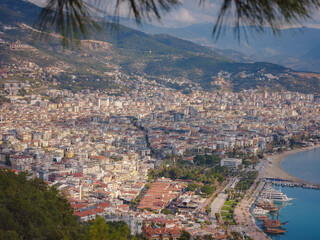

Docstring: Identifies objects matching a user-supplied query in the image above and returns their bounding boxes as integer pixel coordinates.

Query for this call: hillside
[0,0,320,94]
[0,0,40,24]
[0,169,142,240]
[134,22,320,73]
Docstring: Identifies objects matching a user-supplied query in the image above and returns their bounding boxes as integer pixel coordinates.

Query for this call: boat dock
[265,178,320,190]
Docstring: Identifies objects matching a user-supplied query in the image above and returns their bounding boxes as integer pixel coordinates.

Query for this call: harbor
[249,182,291,236]
[249,176,320,239]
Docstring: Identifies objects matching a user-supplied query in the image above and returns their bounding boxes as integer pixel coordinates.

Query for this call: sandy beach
[263,144,320,184]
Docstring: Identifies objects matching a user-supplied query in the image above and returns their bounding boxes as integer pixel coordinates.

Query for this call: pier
[265,178,320,190]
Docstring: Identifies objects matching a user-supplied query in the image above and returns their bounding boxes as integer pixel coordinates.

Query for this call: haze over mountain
[122,21,320,73]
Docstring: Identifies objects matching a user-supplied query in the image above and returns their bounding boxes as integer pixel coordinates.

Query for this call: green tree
[187,182,200,191]
[161,208,171,215]
[0,169,84,240]
[0,170,142,240]
[5,154,11,167]
[89,217,131,240]
[90,215,110,240]
[179,230,191,240]
[204,234,214,240]
[201,185,215,197]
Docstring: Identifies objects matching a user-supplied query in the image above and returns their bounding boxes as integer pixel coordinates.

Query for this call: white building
[220,158,242,169]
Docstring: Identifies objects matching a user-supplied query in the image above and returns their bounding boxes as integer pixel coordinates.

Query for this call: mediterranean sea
[280,147,320,184]
[260,148,320,239]
[263,187,320,240]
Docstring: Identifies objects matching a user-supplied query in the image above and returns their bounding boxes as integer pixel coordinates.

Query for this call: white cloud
[28,0,47,7]
[169,8,197,23]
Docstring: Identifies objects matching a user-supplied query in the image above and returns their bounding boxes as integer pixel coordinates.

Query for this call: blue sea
[257,187,320,240]
[280,147,320,184]
[256,148,320,240]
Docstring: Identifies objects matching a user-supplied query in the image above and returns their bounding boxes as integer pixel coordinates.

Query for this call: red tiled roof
[71,203,87,210]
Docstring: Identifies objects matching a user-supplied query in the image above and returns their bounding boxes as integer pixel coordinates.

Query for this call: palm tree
[37,0,320,45]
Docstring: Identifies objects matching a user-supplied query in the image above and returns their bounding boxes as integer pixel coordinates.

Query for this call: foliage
[157,160,227,184]
[194,154,221,166]
[147,169,157,182]
[201,185,215,197]
[235,171,258,192]
[229,231,253,240]
[213,0,320,39]
[90,216,110,240]
[160,208,171,215]
[89,216,131,240]
[0,169,144,240]
[205,205,211,214]
[5,154,11,167]
[0,169,85,240]
[186,182,201,192]
[203,234,214,240]
[178,230,191,240]
[221,198,240,225]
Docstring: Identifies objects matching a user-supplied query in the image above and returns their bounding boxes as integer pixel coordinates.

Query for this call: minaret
[79,180,82,202]
[136,160,139,172]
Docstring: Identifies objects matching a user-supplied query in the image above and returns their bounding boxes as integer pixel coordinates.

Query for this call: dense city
[1,62,320,239]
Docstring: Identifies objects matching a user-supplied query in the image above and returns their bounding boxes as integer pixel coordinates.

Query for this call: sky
[29,0,320,29]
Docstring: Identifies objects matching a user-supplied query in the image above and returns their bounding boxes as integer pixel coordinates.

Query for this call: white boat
[260,185,292,202]
[252,207,269,215]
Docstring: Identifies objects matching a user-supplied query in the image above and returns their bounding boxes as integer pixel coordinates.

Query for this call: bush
[161,208,171,215]
[0,170,84,240]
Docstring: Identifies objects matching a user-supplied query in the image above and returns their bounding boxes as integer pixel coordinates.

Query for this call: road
[209,180,235,224]
[207,161,272,239]
[210,192,228,224]
[231,159,272,240]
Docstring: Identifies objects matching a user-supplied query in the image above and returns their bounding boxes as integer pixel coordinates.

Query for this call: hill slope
[0,0,320,94]
[133,22,320,73]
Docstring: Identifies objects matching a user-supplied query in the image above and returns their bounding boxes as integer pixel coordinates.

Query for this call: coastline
[263,144,320,184]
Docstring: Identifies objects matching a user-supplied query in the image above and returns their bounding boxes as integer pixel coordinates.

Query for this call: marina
[253,146,320,239]
[260,184,293,202]
[254,185,320,240]
[251,183,291,236]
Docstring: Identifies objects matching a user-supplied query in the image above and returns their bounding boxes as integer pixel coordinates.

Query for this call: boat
[255,201,278,211]
[260,185,292,203]
[263,219,281,228]
[263,220,288,228]
[257,215,268,221]
[264,228,286,234]
[252,207,269,215]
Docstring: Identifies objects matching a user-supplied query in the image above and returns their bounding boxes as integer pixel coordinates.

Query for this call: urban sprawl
[0,59,319,240]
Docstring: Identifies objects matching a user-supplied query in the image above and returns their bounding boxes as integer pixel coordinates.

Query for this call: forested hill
[0,169,142,240]
[1,0,320,94]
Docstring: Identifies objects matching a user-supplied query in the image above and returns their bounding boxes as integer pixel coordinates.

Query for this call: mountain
[1,0,320,94]
[0,0,40,24]
[130,22,320,73]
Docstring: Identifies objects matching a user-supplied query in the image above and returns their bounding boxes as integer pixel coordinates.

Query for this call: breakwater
[265,178,320,190]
